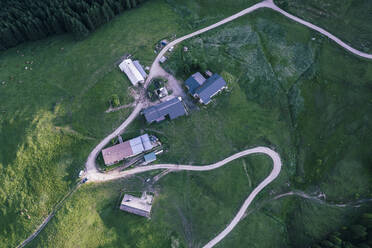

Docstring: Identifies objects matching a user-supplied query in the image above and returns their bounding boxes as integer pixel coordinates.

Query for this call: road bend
[85,147,282,248]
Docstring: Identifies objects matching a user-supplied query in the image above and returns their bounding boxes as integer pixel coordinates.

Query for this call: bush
[111,94,120,107]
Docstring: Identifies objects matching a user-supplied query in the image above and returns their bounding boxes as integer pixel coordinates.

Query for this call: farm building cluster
[101,134,159,166]
[101,134,160,218]
[111,52,229,218]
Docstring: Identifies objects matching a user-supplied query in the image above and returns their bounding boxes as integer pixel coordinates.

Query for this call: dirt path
[17,182,82,248]
[105,103,135,113]
[265,0,372,60]
[241,191,372,224]
[85,103,143,174]
[145,0,372,89]
[274,191,372,208]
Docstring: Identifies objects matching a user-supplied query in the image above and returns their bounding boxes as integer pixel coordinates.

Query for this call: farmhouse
[101,134,153,165]
[142,97,186,124]
[185,73,227,104]
[120,192,153,218]
[118,59,147,86]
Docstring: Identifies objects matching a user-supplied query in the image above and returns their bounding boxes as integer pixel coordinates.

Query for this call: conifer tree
[0,0,147,50]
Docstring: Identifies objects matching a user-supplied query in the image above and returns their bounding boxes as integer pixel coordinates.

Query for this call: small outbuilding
[144,152,156,164]
[156,87,168,98]
[159,56,167,63]
[120,192,153,218]
[160,39,168,46]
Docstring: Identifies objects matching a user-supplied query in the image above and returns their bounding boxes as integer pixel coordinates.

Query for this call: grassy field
[166,0,260,29]
[161,7,372,246]
[164,7,372,194]
[0,0,184,246]
[274,0,372,53]
[28,178,178,248]
[1,0,372,247]
[29,156,275,247]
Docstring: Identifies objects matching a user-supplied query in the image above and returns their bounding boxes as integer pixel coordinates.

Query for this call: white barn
[119,59,146,86]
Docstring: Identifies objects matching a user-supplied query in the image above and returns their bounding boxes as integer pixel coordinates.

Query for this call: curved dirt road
[145,0,372,88]
[85,103,143,173]
[86,147,282,248]
[145,0,270,87]
[266,1,372,60]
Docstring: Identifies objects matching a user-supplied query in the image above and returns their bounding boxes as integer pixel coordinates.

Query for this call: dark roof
[185,72,206,94]
[194,74,227,104]
[143,97,186,123]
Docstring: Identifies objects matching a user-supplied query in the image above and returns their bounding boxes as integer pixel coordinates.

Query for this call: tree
[81,13,95,31]
[183,64,191,75]
[0,0,148,50]
[361,213,372,228]
[349,225,368,240]
[320,240,334,248]
[343,242,354,248]
[311,245,322,248]
[329,234,343,246]
[111,94,120,107]
[71,18,89,38]
[199,62,207,72]
[125,0,132,9]
[358,244,370,248]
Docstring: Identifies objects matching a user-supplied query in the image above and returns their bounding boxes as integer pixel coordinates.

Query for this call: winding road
[19,0,372,247]
[86,147,282,248]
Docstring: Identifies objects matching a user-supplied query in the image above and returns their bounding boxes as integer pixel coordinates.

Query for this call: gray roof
[102,134,153,165]
[191,72,206,85]
[194,74,227,104]
[133,60,147,78]
[144,152,156,162]
[185,72,206,94]
[120,193,153,218]
[143,97,186,123]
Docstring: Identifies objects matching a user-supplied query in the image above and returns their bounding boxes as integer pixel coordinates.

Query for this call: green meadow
[274,0,372,53]
[0,0,182,246]
[0,0,371,247]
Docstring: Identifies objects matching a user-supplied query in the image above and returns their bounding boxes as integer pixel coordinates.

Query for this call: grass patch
[29,179,180,248]
[274,0,372,53]
[0,0,184,246]
[166,0,261,29]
